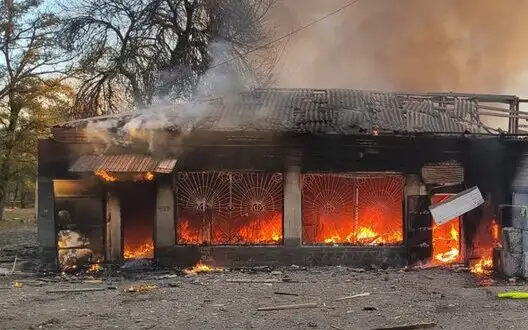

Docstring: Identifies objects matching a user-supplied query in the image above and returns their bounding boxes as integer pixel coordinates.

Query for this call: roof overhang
[69,154,177,173]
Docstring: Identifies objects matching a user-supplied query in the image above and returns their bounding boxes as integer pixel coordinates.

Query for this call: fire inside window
[176,172,284,245]
[301,174,404,246]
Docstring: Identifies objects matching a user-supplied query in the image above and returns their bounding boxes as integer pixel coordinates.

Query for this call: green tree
[0,0,73,220]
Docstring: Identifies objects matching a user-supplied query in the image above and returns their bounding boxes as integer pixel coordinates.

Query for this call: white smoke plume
[85,39,259,152]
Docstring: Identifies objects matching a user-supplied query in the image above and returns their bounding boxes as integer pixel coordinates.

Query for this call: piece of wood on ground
[330,325,343,330]
[335,292,371,301]
[10,255,17,273]
[227,279,281,283]
[274,291,299,296]
[46,286,117,293]
[257,303,318,311]
[371,322,436,330]
[15,280,45,286]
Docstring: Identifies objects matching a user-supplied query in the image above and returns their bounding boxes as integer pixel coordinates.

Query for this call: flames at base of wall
[178,213,283,245]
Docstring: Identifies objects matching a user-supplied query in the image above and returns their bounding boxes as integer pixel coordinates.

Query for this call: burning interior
[175,171,284,245]
[117,182,156,259]
[430,194,462,265]
[302,173,404,246]
[36,88,528,272]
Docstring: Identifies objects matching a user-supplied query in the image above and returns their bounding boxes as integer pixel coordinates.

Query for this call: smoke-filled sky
[270,0,528,96]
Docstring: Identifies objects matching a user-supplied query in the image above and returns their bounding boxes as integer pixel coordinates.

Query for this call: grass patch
[0,208,36,230]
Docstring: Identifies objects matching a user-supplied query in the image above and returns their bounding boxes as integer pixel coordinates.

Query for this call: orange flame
[471,257,493,276]
[133,171,155,182]
[177,213,283,245]
[87,263,103,273]
[185,262,224,274]
[430,195,461,265]
[470,219,500,276]
[123,242,154,259]
[95,170,118,182]
[314,212,403,246]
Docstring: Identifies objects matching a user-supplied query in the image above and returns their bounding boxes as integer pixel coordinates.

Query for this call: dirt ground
[1,210,528,330]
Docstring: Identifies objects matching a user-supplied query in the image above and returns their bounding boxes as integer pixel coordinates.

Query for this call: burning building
[36,88,528,271]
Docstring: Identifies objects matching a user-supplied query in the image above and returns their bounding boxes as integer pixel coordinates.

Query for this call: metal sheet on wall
[421,161,464,185]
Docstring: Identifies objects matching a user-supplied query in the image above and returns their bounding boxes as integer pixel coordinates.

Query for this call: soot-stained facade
[36,88,528,271]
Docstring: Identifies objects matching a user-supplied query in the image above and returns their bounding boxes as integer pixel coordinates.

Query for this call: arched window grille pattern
[176,171,283,245]
[302,173,404,246]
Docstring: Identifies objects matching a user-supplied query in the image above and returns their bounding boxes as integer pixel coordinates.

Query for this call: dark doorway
[116,182,156,259]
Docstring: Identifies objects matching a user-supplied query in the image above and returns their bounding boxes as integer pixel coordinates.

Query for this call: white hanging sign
[429,186,484,225]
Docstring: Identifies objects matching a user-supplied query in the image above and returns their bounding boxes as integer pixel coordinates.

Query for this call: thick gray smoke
[271,0,528,96]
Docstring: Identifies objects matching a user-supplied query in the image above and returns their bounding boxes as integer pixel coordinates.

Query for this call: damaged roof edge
[69,154,177,174]
[51,88,521,137]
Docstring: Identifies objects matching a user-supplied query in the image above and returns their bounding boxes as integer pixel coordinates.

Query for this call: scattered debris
[124,284,158,293]
[350,268,366,273]
[452,266,470,273]
[363,306,378,311]
[167,282,181,288]
[257,302,318,311]
[371,322,436,330]
[330,325,344,330]
[273,291,299,296]
[335,292,371,301]
[227,278,281,283]
[34,317,61,329]
[154,274,179,280]
[10,255,17,273]
[120,259,156,272]
[14,280,45,287]
[252,266,272,272]
[308,322,318,327]
[46,286,117,293]
[271,271,283,276]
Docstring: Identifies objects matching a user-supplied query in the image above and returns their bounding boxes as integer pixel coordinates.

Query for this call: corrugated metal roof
[69,155,177,173]
[53,88,489,140]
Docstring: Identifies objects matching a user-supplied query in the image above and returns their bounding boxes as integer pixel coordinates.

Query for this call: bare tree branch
[60,0,278,117]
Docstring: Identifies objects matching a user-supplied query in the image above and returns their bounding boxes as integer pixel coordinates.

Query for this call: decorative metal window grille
[302,173,404,245]
[176,171,284,245]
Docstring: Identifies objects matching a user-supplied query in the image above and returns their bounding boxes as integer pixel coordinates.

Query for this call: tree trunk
[0,96,21,221]
[12,182,18,207]
[20,186,26,209]
[0,185,8,221]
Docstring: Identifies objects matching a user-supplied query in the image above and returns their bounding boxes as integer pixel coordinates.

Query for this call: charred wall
[36,132,524,268]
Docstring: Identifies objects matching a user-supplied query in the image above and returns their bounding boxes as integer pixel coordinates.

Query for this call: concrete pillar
[106,193,121,261]
[283,166,302,246]
[155,184,175,249]
[404,174,426,197]
[36,178,57,270]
